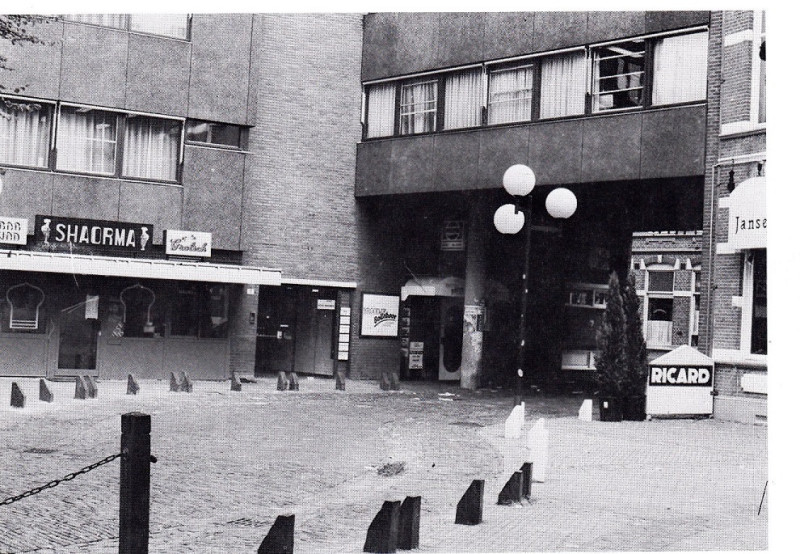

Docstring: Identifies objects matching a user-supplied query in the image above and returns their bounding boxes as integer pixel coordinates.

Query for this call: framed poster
[360,293,400,337]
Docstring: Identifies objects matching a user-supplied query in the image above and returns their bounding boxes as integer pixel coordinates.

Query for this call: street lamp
[493,164,577,405]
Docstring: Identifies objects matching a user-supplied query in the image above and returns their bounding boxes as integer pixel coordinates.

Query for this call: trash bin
[599,397,622,421]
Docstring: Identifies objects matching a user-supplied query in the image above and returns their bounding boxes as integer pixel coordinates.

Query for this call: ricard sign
[35,215,153,254]
[165,229,212,258]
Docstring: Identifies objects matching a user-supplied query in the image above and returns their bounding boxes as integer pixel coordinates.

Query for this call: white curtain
[66,14,128,29]
[444,69,482,130]
[488,65,533,125]
[0,103,50,167]
[540,52,586,119]
[400,81,437,134]
[130,14,189,39]
[366,83,396,138]
[652,32,708,105]
[57,109,117,175]
[123,117,180,181]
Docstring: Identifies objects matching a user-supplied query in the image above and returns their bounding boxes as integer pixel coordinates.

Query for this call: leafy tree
[622,272,648,420]
[594,271,627,402]
[1,15,58,94]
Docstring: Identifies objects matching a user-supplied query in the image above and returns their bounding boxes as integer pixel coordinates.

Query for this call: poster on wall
[360,293,400,337]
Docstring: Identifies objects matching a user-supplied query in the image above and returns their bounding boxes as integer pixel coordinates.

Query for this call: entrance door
[293,288,335,375]
[57,304,98,372]
[439,297,463,381]
[255,286,297,375]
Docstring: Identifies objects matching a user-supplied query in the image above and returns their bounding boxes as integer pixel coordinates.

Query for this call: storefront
[0,215,280,380]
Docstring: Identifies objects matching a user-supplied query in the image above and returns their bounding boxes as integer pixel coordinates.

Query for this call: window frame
[486,61,537,126]
[0,96,56,171]
[3,282,46,334]
[397,78,441,136]
[63,14,192,41]
[185,119,247,150]
[590,38,648,114]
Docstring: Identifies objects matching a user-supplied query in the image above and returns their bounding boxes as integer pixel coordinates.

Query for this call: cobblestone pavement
[0,377,767,553]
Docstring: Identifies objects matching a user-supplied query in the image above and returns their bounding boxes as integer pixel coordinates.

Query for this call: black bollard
[84,375,98,398]
[169,372,181,392]
[455,480,484,525]
[277,371,289,391]
[180,371,193,393]
[231,372,242,392]
[127,374,140,395]
[11,382,25,408]
[288,372,300,391]
[364,500,401,553]
[389,371,400,391]
[335,371,346,391]
[39,379,54,403]
[398,496,421,550]
[497,471,523,505]
[380,372,391,391]
[519,462,532,499]
[119,412,152,554]
[75,376,88,400]
[258,514,294,554]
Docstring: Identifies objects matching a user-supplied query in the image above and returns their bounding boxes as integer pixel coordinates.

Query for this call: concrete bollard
[398,496,421,550]
[504,405,524,438]
[455,480,484,525]
[389,371,400,390]
[519,462,532,499]
[75,376,88,400]
[335,371,346,391]
[39,379,54,403]
[231,372,242,392]
[527,418,549,483]
[169,372,181,392]
[380,372,392,391]
[277,371,289,391]
[364,500,401,553]
[288,372,300,391]
[179,371,192,393]
[84,375,98,398]
[579,399,593,422]
[497,471,523,505]
[127,374,140,395]
[258,514,294,554]
[11,382,25,408]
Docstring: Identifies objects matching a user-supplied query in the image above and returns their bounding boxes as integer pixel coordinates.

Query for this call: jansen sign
[165,229,212,257]
[0,216,28,245]
[35,215,153,254]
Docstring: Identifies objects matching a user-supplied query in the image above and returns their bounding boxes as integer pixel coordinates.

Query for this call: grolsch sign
[35,215,153,254]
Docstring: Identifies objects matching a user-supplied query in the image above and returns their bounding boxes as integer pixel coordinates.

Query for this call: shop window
[64,14,190,40]
[750,249,767,354]
[591,39,645,112]
[120,284,163,338]
[652,31,708,105]
[540,51,586,119]
[443,69,483,130]
[186,119,246,149]
[0,99,52,168]
[399,79,438,135]
[3,283,46,334]
[488,64,534,124]
[171,283,230,339]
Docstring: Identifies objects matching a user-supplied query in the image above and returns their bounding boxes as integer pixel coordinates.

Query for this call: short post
[364,500,401,553]
[455,479,484,525]
[11,382,25,408]
[398,496,421,550]
[258,514,294,554]
[497,471,523,505]
[40,379,54,402]
[119,412,152,554]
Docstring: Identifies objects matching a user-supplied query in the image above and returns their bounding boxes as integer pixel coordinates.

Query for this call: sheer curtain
[444,69,482,130]
[123,117,180,181]
[366,83,396,138]
[56,108,117,174]
[540,52,586,119]
[65,14,127,29]
[652,32,708,105]
[488,65,533,125]
[400,81,437,134]
[0,103,50,167]
[130,14,189,39]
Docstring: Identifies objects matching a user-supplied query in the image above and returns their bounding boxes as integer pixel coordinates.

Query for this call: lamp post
[493,164,577,406]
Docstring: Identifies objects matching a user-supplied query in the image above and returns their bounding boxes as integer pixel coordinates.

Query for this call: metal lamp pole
[514,193,534,406]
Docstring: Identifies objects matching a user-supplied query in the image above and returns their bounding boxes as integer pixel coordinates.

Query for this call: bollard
[169,371,181,392]
[39,379,54,403]
[527,418,549,483]
[11,382,25,408]
[380,372,391,391]
[578,399,592,422]
[497,471,523,505]
[231,372,242,392]
[127,374,140,395]
[335,371,346,391]
[398,496,421,550]
[288,372,300,391]
[180,371,193,393]
[364,500,401,553]
[258,514,294,554]
[75,376,88,400]
[119,412,152,554]
[455,480,484,525]
[84,375,98,398]
[389,371,400,390]
[504,404,524,438]
[519,462,532,499]
[277,371,289,391]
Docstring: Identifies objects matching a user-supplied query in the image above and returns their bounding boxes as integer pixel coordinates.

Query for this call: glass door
[58,302,99,370]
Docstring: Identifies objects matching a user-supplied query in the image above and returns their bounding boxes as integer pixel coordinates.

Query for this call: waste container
[598,397,622,421]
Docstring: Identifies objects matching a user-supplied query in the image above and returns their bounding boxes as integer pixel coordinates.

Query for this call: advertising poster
[360,293,399,337]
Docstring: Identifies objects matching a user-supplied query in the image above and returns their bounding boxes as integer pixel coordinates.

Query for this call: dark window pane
[751,249,767,354]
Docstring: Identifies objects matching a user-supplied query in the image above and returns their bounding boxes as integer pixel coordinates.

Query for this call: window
[186,119,244,149]
[756,11,766,123]
[0,99,52,168]
[645,267,675,346]
[3,283,46,334]
[366,83,396,138]
[64,14,189,39]
[750,249,767,354]
[171,283,230,339]
[591,39,645,112]
[444,69,483,130]
[647,270,674,292]
[120,284,163,338]
[488,64,534,124]
[399,80,437,135]
[57,106,181,181]
[652,31,708,105]
[540,52,586,119]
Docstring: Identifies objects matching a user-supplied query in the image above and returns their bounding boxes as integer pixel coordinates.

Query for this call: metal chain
[0,453,123,507]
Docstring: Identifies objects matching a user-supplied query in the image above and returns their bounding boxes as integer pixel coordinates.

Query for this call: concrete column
[460,202,489,390]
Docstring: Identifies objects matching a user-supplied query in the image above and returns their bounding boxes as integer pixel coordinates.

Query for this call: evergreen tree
[594,272,627,402]
[623,272,648,420]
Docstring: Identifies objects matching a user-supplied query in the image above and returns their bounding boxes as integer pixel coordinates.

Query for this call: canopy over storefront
[724,176,766,250]
[0,249,281,285]
[400,276,465,301]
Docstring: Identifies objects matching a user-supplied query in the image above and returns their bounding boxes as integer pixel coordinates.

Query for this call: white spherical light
[502,164,536,197]
[494,203,525,234]
[545,188,577,219]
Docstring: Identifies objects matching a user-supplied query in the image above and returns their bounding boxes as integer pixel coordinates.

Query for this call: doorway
[57,301,98,372]
[438,297,463,381]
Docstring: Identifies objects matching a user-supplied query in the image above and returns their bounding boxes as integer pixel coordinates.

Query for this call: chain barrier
[0,453,123,508]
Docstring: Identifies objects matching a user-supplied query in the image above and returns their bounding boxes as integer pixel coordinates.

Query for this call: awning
[401,276,465,301]
[0,249,281,286]
[725,176,766,250]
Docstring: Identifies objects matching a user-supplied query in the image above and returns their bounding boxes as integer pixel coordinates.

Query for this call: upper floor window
[756,11,766,124]
[399,79,438,135]
[0,99,52,168]
[488,64,534,125]
[591,39,645,112]
[540,52,586,119]
[652,31,708,106]
[444,69,482,130]
[186,119,246,149]
[366,83,396,138]
[64,14,189,40]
